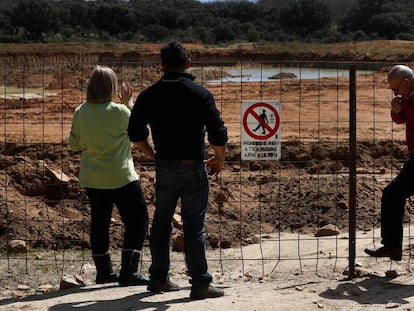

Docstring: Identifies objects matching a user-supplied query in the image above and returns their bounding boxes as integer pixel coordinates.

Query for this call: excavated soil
[1,41,414,253]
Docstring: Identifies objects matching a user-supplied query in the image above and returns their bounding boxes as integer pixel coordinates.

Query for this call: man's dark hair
[160,41,188,70]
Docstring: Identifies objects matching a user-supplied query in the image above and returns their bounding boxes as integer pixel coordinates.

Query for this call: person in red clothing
[365,64,414,261]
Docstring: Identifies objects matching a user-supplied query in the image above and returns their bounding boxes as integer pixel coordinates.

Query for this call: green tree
[213,21,236,43]
[279,0,332,36]
[141,24,169,42]
[61,0,94,30]
[247,26,260,42]
[338,0,386,33]
[10,0,60,41]
[368,13,410,39]
[0,10,12,35]
[93,3,135,35]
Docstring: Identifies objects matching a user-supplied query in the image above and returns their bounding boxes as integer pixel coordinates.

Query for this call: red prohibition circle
[243,102,280,140]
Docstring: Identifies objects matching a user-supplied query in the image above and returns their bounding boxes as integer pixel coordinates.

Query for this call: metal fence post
[348,64,357,279]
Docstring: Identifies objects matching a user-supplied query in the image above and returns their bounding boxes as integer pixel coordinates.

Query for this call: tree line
[1,0,414,44]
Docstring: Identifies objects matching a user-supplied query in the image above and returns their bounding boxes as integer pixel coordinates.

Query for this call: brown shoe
[190,285,224,300]
[364,246,402,261]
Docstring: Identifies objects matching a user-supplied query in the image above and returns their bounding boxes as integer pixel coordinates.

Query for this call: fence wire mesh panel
[0,59,409,294]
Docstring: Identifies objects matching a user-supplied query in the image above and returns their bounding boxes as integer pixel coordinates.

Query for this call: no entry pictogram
[241,100,281,160]
[243,102,280,140]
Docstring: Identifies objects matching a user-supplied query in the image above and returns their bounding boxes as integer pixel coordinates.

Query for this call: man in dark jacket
[128,41,227,299]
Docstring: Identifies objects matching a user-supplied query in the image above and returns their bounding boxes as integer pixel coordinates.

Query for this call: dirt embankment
[2,40,414,67]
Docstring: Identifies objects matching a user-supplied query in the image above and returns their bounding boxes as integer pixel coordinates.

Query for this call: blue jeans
[86,181,149,254]
[149,160,213,289]
[381,155,414,248]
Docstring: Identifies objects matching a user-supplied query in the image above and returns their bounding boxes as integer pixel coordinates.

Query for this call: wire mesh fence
[1,58,411,293]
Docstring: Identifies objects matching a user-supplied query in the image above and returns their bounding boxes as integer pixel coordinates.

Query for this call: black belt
[156,159,203,167]
[180,159,196,166]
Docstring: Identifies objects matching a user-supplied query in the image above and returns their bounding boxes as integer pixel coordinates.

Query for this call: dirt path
[2,229,414,311]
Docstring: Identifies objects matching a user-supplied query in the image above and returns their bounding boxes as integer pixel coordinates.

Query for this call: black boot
[118,249,149,286]
[93,252,119,284]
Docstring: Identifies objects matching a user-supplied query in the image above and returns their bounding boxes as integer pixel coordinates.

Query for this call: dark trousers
[86,181,149,254]
[149,160,213,289]
[381,156,414,248]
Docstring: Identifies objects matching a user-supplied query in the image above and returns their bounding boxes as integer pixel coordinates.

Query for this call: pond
[0,86,58,99]
[207,66,372,83]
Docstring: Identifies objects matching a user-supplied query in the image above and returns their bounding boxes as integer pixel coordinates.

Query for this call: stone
[314,224,339,237]
[7,240,28,253]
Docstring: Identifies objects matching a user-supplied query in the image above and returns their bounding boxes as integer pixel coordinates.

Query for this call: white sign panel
[241,100,281,160]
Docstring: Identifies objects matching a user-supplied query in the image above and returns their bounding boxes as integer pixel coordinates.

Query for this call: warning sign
[241,100,281,160]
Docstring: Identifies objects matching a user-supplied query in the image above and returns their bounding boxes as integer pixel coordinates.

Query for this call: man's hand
[204,156,224,176]
[391,96,403,114]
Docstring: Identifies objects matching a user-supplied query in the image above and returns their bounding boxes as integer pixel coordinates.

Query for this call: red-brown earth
[1,41,414,253]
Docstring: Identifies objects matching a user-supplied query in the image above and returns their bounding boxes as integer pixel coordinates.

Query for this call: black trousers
[86,181,149,254]
[381,155,414,248]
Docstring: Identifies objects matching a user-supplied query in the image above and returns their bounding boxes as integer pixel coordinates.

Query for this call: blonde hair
[87,65,118,103]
